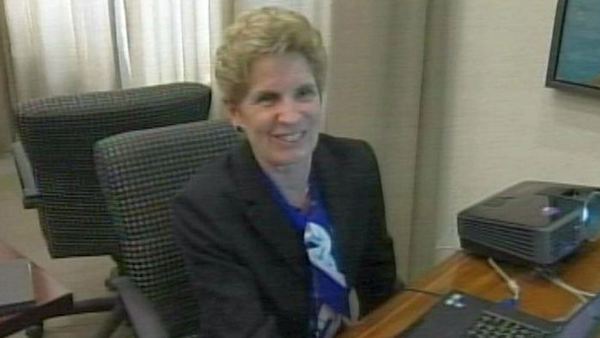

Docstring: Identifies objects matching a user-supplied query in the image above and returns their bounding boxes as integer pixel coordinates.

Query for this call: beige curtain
[115,0,212,88]
[0,57,10,153]
[116,0,235,117]
[234,0,325,24]
[5,0,118,102]
[325,0,431,280]
[3,0,229,116]
[0,1,15,153]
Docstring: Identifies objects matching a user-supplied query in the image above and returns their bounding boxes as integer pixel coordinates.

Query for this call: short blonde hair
[215,7,326,103]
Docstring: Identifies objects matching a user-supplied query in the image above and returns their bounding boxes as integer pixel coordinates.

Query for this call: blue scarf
[262,173,349,337]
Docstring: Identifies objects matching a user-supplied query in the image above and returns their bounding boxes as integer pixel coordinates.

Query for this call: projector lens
[583,191,600,239]
[582,207,589,223]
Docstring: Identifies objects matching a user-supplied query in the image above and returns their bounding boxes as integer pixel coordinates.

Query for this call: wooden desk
[0,241,73,337]
[340,240,600,338]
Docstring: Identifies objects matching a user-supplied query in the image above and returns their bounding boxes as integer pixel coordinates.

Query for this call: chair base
[27,297,118,338]
[25,323,43,338]
[62,297,116,315]
[92,302,126,338]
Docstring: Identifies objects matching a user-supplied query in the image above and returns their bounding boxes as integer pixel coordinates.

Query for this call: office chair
[94,120,240,337]
[11,82,212,336]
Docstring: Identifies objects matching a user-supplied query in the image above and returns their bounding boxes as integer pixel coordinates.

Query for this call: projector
[458,181,600,266]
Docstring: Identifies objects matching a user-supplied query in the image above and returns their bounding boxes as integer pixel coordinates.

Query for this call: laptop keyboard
[462,310,554,338]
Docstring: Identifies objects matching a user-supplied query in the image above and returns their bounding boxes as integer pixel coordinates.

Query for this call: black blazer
[172,134,397,338]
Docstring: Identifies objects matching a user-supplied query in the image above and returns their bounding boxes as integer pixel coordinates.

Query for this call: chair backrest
[94,120,240,337]
[16,82,211,258]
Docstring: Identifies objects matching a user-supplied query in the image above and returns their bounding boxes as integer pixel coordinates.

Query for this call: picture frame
[546,0,600,95]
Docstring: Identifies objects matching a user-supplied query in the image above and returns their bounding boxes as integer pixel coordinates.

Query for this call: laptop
[401,291,600,338]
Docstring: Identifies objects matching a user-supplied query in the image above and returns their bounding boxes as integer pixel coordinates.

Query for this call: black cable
[403,288,443,297]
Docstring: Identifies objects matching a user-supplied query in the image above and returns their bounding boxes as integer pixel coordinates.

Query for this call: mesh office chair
[11,83,212,335]
[13,82,211,259]
[94,120,240,337]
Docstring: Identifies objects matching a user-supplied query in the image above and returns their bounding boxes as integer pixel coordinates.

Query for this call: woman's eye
[297,87,316,100]
[255,94,276,105]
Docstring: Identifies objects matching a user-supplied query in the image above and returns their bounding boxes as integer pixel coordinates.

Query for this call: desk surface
[0,241,73,337]
[340,240,600,338]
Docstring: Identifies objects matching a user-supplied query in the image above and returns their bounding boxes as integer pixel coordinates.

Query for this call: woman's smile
[272,131,306,144]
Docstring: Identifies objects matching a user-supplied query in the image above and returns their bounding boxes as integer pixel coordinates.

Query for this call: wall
[417,0,600,273]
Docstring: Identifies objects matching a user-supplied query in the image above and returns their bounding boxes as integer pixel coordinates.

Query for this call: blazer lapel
[312,140,363,287]
[229,141,307,279]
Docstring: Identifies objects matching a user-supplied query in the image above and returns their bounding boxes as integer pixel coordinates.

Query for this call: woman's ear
[225,101,243,132]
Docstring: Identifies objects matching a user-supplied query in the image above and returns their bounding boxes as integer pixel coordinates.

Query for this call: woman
[172,7,397,338]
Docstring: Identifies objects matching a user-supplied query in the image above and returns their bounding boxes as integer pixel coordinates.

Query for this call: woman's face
[229,52,323,170]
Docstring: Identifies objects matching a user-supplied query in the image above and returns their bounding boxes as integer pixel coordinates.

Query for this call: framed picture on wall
[546,0,600,95]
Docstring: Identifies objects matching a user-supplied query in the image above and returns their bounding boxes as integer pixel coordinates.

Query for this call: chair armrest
[11,142,41,208]
[111,277,169,338]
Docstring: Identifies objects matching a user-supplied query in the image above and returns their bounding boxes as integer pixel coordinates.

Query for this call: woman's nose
[276,98,302,124]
